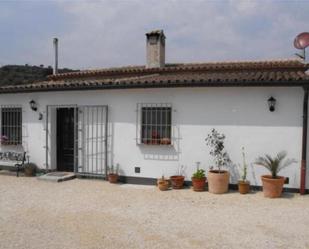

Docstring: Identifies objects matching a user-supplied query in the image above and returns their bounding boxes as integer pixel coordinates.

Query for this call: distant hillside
[0,65,78,86]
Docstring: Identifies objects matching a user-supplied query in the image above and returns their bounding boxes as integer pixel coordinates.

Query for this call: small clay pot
[170,175,185,189]
[207,170,230,194]
[108,173,118,183]
[191,177,206,191]
[157,179,169,191]
[24,163,37,177]
[261,175,285,198]
[160,138,171,145]
[238,180,250,194]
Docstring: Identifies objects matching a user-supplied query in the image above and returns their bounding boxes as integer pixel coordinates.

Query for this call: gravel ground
[1,173,309,249]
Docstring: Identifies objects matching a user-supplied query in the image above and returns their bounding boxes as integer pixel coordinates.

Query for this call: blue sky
[0,0,309,69]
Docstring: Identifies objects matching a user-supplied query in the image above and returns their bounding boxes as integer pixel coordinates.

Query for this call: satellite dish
[294,32,309,60]
[294,32,309,49]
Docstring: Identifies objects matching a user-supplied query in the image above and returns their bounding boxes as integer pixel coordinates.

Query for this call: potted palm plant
[170,165,185,189]
[255,151,296,198]
[238,147,250,194]
[157,175,169,191]
[107,164,119,184]
[205,129,231,194]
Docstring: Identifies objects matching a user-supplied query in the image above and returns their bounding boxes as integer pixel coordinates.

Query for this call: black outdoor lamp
[29,100,37,111]
[268,96,276,112]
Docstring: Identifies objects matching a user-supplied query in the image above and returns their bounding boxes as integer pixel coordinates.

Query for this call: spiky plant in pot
[238,147,250,194]
[255,151,296,198]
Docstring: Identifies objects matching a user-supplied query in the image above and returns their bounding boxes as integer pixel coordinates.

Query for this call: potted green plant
[205,129,231,194]
[170,165,185,189]
[191,162,206,191]
[238,147,250,194]
[255,151,296,198]
[107,164,119,183]
[157,175,169,191]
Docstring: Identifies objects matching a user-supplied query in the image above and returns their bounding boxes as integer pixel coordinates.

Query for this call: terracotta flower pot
[160,138,171,145]
[108,173,118,184]
[207,170,230,194]
[170,175,185,189]
[191,177,206,191]
[261,175,285,198]
[238,180,250,194]
[157,179,169,191]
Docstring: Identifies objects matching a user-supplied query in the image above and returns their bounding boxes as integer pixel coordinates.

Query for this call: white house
[0,30,308,193]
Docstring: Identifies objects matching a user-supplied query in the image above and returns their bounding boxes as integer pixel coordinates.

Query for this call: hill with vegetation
[0,65,78,86]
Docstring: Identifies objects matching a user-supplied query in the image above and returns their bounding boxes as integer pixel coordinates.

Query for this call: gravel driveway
[0,173,309,249]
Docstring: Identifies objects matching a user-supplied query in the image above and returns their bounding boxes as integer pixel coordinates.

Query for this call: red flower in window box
[160,137,171,145]
[0,135,9,145]
[151,131,160,145]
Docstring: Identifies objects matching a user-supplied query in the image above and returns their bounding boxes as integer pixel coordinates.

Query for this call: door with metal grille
[45,105,108,177]
[76,106,108,177]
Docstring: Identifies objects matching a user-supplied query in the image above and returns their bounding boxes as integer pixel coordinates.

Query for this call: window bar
[145,104,147,144]
[104,106,108,178]
[45,106,49,171]
[96,107,99,174]
[155,104,158,144]
[151,104,153,144]
[73,107,77,173]
[101,106,104,174]
[91,107,94,173]
[7,108,9,144]
[86,106,89,174]
[14,108,16,144]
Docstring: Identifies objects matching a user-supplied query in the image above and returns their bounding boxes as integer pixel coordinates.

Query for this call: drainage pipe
[300,87,308,195]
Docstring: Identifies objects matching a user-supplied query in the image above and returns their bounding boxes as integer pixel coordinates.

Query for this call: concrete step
[37,172,76,182]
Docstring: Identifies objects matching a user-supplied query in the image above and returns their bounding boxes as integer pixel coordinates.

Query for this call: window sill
[139,138,172,146]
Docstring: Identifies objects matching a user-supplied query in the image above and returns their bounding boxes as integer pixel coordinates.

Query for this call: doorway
[57,108,75,172]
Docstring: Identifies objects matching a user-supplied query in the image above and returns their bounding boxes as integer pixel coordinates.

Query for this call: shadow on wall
[139,145,179,161]
[138,126,181,161]
[229,163,240,183]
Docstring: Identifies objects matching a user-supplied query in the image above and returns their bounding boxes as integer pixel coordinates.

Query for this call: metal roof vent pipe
[146,30,165,68]
[53,38,58,75]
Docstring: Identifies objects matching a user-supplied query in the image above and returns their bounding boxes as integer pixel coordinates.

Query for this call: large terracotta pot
[170,175,185,189]
[238,180,250,194]
[261,175,285,198]
[191,177,206,191]
[157,179,169,191]
[207,170,230,194]
[108,174,118,183]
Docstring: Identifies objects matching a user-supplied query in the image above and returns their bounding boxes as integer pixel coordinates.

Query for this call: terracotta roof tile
[0,59,308,93]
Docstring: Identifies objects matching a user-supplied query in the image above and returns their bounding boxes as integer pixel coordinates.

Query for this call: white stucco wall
[0,86,307,190]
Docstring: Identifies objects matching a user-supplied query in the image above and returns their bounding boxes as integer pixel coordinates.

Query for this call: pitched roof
[0,59,308,93]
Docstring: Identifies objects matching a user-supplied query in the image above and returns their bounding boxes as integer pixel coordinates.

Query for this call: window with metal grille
[137,103,172,145]
[1,107,22,145]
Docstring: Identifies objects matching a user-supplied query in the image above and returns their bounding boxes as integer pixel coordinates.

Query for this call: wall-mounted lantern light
[29,100,37,111]
[268,96,276,112]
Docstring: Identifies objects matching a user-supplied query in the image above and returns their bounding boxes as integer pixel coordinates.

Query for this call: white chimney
[53,38,58,75]
[146,30,165,68]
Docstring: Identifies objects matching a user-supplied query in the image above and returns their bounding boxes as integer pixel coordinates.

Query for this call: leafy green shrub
[192,169,205,179]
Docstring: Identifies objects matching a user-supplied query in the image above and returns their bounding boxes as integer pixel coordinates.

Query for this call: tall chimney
[53,38,58,75]
[146,30,165,68]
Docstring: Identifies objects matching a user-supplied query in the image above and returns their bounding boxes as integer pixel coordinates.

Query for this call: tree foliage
[0,65,78,86]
